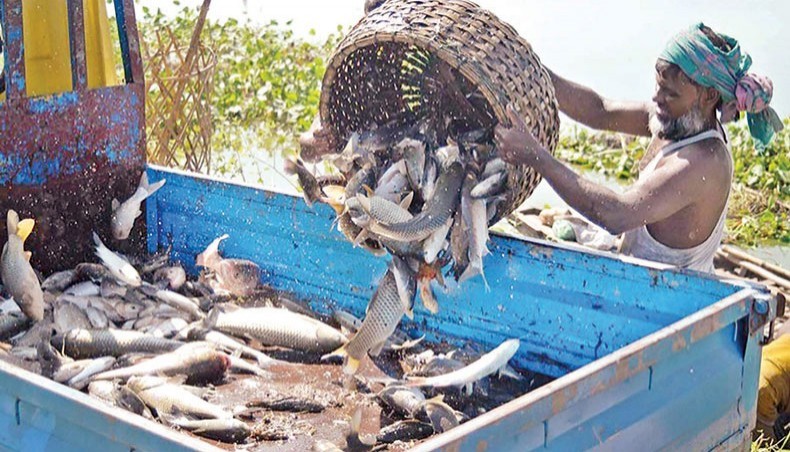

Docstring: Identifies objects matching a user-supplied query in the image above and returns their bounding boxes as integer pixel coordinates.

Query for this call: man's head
[651,23,781,146]
[649,25,728,140]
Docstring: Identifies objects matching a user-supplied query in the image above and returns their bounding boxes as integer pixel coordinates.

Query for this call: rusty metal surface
[0,0,146,273]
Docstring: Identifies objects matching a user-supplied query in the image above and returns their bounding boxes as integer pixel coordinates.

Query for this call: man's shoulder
[674,136,732,181]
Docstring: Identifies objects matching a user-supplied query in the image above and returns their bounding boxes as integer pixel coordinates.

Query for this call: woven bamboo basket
[319,0,560,221]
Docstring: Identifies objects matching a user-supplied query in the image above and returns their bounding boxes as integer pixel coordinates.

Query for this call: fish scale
[52,328,182,359]
[211,307,346,353]
[333,268,408,374]
[368,162,464,242]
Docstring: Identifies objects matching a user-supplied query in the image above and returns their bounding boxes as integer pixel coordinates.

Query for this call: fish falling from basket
[295,0,559,298]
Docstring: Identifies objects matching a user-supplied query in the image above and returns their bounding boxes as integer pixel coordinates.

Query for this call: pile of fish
[288,110,512,375]
[0,202,530,448]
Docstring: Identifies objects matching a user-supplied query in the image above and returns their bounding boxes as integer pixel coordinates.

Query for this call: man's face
[649,61,707,140]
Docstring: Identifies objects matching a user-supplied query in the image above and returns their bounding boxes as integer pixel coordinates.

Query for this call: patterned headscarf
[660,23,783,149]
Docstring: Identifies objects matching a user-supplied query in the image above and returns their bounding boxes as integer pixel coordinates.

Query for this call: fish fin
[16,218,35,242]
[282,158,298,175]
[92,231,105,250]
[343,355,361,375]
[145,178,166,197]
[463,383,474,396]
[361,184,375,197]
[426,394,445,404]
[321,343,348,362]
[356,194,372,215]
[111,198,120,211]
[350,406,362,434]
[6,210,19,236]
[399,191,414,210]
[434,267,446,288]
[404,306,414,320]
[369,340,386,357]
[204,307,220,329]
[24,251,31,261]
[352,230,368,248]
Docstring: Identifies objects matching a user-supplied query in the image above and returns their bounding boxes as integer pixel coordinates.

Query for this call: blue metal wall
[146,167,745,376]
[145,167,773,451]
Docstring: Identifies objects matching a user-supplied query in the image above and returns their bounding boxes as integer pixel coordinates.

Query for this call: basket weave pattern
[320,0,560,218]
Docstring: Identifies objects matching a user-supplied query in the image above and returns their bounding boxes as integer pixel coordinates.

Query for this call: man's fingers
[506,104,530,132]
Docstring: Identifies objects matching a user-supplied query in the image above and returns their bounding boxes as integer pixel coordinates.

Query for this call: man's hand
[299,125,338,162]
[494,105,544,167]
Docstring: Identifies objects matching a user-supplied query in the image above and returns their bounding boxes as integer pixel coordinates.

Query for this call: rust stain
[672,333,688,351]
[552,382,578,415]
[475,440,488,452]
[444,441,462,452]
[690,311,723,342]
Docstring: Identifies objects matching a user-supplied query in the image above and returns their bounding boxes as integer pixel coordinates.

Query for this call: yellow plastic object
[18,0,118,97]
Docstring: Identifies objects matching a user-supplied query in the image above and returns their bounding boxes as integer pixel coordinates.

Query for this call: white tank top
[620,129,731,273]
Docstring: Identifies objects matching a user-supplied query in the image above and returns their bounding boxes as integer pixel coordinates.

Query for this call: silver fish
[212,258,261,297]
[165,417,251,443]
[406,339,520,395]
[470,171,507,199]
[449,203,470,280]
[376,420,434,444]
[84,307,109,329]
[51,328,183,359]
[390,256,417,318]
[377,384,426,418]
[92,343,230,385]
[418,397,460,433]
[67,356,116,390]
[421,156,438,201]
[127,376,233,419]
[53,302,92,333]
[41,269,78,293]
[195,234,228,269]
[367,162,463,242]
[459,173,490,287]
[153,265,187,291]
[284,158,324,208]
[396,138,426,192]
[140,283,204,320]
[481,157,506,178]
[92,233,141,287]
[99,278,127,299]
[1,211,44,321]
[0,313,31,341]
[324,267,407,374]
[111,172,166,240]
[187,327,275,367]
[207,307,347,354]
[64,281,100,297]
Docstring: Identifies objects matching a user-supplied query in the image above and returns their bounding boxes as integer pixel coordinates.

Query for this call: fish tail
[16,218,35,242]
[282,158,298,175]
[343,355,361,375]
[92,231,105,251]
[204,307,220,329]
[320,343,347,362]
[145,178,166,198]
[403,376,426,387]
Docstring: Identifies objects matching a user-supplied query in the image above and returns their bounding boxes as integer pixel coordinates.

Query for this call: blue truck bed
[0,165,775,451]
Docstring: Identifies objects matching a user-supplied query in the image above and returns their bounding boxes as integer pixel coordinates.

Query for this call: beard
[649,102,707,141]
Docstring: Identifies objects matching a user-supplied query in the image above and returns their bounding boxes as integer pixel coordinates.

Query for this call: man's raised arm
[548,69,652,137]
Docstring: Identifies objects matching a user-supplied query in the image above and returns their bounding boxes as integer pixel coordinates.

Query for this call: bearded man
[496,22,782,272]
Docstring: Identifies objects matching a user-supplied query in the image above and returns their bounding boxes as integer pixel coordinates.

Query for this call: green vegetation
[134,4,788,246]
[136,4,340,174]
[556,120,789,246]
